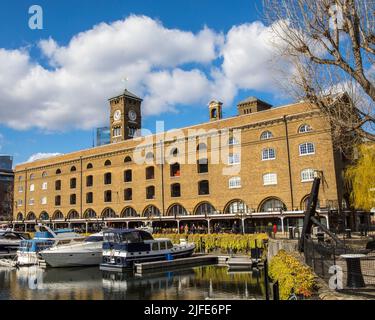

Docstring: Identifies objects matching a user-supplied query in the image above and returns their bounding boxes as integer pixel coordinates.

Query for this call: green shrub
[268,250,316,300]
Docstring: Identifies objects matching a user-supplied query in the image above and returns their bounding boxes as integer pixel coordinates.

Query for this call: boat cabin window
[152,242,159,251]
[120,232,142,243]
[160,241,166,250]
[166,241,173,249]
[85,236,103,242]
[138,230,154,241]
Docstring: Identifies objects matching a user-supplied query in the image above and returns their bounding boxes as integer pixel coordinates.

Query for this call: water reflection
[0,265,265,300]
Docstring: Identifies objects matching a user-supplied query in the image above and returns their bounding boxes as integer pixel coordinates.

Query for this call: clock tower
[108,89,142,143]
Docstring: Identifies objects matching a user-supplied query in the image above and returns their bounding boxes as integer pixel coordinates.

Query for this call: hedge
[153,233,268,254]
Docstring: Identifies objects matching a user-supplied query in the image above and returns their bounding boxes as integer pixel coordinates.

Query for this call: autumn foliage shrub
[269,250,316,300]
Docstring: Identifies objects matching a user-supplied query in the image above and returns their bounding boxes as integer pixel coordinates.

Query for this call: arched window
[124,156,132,163]
[83,209,96,219]
[299,142,315,155]
[143,205,161,217]
[171,183,181,197]
[87,163,93,169]
[121,207,138,217]
[16,213,24,221]
[260,131,273,140]
[225,200,250,214]
[53,211,64,220]
[259,198,286,212]
[146,186,155,200]
[146,166,155,180]
[167,204,187,216]
[198,180,209,195]
[262,148,276,160]
[68,210,79,220]
[102,208,116,218]
[170,163,180,177]
[194,202,216,215]
[211,108,217,119]
[299,124,312,133]
[301,169,315,182]
[104,160,112,167]
[26,212,36,220]
[42,171,48,178]
[56,169,61,175]
[70,166,77,172]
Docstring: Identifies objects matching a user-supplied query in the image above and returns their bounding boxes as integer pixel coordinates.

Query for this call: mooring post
[264,258,270,300]
[273,281,280,300]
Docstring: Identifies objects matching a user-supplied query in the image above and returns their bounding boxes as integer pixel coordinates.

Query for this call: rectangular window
[128,127,136,137]
[42,182,48,190]
[104,173,112,185]
[86,192,93,204]
[55,180,61,191]
[41,197,47,205]
[104,190,112,203]
[301,169,315,182]
[70,194,77,205]
[228,153,240,165]
[55,196,61,206]
[124,170,132,183]
[263,173,277,186]
[18,186,23,193]
[29,198,34,206]
[86,175,93,187]
[70,178,77,189]
[197,159,208,174]
[229,177,241,189]
[17,199,23,207]
[29,184,35,192]
[113,127,122,137]
[262,148,276,160]
[299,143,315,156]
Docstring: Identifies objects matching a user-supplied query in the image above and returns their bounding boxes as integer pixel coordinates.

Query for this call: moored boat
[100,229,195,271]
[40,232,103,267]
[16,224,85,266]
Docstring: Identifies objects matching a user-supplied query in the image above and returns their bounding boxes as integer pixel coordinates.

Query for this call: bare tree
[262,0,375,154]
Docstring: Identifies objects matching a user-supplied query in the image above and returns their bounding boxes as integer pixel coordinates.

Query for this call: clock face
[113,110,121,121]
[128,109,137,121]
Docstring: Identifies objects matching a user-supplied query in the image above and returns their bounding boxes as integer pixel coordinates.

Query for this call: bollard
[273,281,280,300]
[264,259,270,300]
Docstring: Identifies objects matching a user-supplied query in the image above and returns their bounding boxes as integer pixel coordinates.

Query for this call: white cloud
[0,15,285,132]
[26,153,63,163]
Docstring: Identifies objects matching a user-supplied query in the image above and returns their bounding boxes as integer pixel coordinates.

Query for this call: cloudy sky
[0,0,292,165]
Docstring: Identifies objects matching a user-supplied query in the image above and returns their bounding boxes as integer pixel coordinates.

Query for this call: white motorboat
[40,232,103,267]
[17,224,85,266]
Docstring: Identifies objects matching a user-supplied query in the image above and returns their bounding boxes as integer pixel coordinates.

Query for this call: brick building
[12,90,347,233]
[0,155,14,221]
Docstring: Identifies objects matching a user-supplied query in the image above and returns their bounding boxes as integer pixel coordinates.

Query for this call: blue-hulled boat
[100,229,195,271]
[17,224,85,266]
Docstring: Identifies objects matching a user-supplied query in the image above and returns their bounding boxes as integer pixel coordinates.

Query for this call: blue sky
[0,0,293,165]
